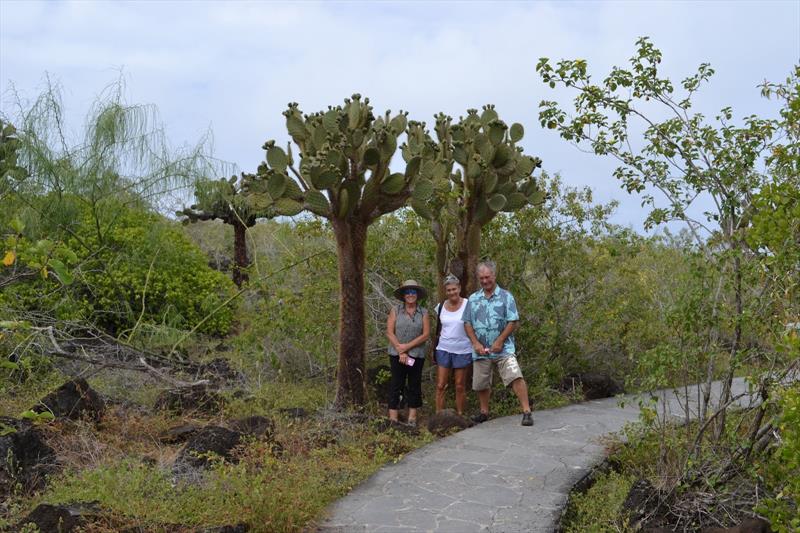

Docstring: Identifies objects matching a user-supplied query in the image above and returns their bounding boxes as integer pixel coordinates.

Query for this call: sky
[1,0,798,233]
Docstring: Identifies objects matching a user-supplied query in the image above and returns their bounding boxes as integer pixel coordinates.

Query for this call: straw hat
[393,279,428,301]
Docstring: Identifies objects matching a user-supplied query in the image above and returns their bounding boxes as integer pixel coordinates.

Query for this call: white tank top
[436,299,472,354]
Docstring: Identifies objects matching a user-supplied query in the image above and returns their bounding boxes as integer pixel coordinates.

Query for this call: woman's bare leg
[436,366,451,412]
[454,367,468,415]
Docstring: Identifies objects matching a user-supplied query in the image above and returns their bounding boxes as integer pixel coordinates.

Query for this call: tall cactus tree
[408,106,544,299]
[177,172,273,287]
[254,95,430,408]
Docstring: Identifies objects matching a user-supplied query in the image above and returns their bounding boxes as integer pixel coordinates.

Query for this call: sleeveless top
[435,299,472,354]
[388,303,428,359]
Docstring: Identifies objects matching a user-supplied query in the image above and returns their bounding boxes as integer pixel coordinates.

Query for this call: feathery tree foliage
[408,108,544,298]
[537,38,799,493]
[1,77,233,335]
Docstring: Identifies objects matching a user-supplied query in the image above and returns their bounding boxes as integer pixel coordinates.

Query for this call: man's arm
[464,322,488,355]
[490,321,517,353]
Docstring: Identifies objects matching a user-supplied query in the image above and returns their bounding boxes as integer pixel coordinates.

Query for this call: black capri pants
[388,355,425,409]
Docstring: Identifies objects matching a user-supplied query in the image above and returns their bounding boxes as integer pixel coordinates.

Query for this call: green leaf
[381,173,407,195]
[274,198,303,216]
[348,102,361,129]
[313,170,339,190]
[488,122,506,145]
[323,109,340,133]
[483,172,498,194]
[267,146,288,170]
[410,199,434,220]
[363,148,380,166]
[305,190,331,216]
[487,193,507,211]
[267,173,287,198]
[9,218,24,234]
[390,114,408,134]
[49,259,73,285]
[504,192,528,210]
[405,156,422,179]
[287,115,307,141]
[510,123,524,142]
[412,179,434,201]
[481,108,499,124]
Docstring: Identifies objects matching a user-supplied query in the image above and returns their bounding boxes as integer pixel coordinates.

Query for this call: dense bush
[758,383,800,531]
[71,203,236,336]
[2,201,235,336]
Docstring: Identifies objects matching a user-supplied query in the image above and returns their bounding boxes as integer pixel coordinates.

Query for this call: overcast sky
[2,0,798,232]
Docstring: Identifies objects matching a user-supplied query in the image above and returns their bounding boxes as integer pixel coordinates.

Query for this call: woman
[434,274,473,415]
[386,279,430,426]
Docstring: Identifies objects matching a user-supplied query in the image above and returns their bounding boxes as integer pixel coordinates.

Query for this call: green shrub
[757,383,800,532]
[561,470,635,532]
[70,203,235,336]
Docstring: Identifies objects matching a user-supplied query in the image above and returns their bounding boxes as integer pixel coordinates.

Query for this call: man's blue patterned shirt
[462,285,519,360]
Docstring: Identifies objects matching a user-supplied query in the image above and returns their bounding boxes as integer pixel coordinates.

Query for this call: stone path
[317,378,753,532]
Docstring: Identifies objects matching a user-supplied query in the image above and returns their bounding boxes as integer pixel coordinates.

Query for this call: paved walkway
[318,378,753,532]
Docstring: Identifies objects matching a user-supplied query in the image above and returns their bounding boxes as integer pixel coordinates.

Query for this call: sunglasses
[403,289,418,296]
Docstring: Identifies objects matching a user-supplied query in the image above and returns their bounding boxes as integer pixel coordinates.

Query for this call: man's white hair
[476,260,497,276]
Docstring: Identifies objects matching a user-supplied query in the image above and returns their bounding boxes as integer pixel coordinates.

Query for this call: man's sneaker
[471,412,489,424]
[521,411,534,426]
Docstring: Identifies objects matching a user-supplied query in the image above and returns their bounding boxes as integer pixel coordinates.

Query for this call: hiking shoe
[521,411,534,427]
[406,419,417,428]
[471,412,489,424]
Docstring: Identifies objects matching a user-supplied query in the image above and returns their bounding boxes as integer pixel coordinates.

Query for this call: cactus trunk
[232,218,249,288]
[456,222,481,295]
[332,217,368,409]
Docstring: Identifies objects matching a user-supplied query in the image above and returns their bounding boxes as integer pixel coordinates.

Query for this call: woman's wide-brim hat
[393,279,427,301]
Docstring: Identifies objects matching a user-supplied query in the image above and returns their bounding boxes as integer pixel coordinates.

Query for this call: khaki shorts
[472,355,523,390]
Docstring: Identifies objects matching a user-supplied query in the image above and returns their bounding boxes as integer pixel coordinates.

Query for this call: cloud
[2,0,798,231]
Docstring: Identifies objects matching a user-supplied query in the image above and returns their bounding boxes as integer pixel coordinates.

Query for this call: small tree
[177,173,270,287]
[408,108,544,298]
[537,39,798,479]
[254,95,429,408]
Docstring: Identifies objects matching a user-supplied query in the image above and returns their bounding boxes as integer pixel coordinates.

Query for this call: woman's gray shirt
[388,303,428,359]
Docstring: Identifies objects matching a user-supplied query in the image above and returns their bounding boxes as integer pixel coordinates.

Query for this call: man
[462,260,533,426]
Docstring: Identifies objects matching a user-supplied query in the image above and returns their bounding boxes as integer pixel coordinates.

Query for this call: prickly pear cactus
[248,94,425,224]
[407,105,544,295]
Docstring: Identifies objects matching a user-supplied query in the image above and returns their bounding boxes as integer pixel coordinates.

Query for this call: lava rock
[426,409,472,436]
[158,423,203,444]
[174,426,242,470]
[34,378,105,421]
[621,478,659,528]
[0,416,57,495]
[560,373,625,400]
[231,415,275,439]
[154,384,223,415]
[17,502,102,532]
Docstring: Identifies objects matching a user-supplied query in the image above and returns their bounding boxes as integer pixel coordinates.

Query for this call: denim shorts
[435,349,473,369]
